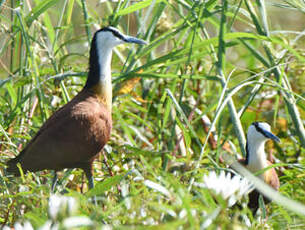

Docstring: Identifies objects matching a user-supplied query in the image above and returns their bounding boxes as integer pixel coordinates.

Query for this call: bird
[6,26,146,191]
[236,121,280,215]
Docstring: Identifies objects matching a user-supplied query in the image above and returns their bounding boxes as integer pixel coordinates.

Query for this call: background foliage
[1,0,305,229]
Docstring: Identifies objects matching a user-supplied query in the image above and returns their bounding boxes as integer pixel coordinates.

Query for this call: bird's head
[86,26,147,90]
[94,26,147,48]
[247,122,280,144]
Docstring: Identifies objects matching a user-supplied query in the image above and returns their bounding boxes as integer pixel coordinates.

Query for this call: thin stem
[216,0,246,156]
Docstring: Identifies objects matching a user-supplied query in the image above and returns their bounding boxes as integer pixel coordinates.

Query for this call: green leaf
[6,82,17,107]
[26,0,61,26]
[116,0,167,16]
[86,173,126,197]
[258,194,267,219]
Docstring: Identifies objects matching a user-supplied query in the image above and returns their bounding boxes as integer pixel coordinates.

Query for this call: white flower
[200,171,254,207]
[101,225,113,230]
[38,220,58,230]
[63,216,93,228]
[14,221,34,230]
[2,226,11,230]
[48,195,77,220]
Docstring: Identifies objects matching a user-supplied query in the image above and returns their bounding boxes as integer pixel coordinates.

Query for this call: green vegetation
[1,0,305,229]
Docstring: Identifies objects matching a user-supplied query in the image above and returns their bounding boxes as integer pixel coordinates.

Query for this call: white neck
[96,43,113,111]
[247,139,268,179]
[97,44,112,80]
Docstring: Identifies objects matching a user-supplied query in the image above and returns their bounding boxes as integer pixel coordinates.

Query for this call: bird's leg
[87,173,95,190]
[84,164,97,205]
[51,171,58,192]
[84,165,94,189]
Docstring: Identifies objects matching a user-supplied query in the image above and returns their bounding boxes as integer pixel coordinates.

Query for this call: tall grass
[1,0,305,229]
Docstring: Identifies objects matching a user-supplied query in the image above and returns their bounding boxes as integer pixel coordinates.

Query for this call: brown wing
[264,160,280,191]
[232,158,280,214]
[7,90,112,174]
[236,159,279,190]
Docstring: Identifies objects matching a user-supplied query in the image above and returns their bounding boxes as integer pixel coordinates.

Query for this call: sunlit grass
[1,0,305,229]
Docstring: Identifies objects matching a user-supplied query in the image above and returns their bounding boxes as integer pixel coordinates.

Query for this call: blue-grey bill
[124,35,147,45]
[263,130,280,142]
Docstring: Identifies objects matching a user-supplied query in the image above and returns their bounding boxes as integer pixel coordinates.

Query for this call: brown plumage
[7,89,111,177]
[6,27,146,190]
[233,122,280,214]
[238,158,279,214]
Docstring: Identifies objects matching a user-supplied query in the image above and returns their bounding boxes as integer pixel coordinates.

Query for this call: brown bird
[237,122,280,214]
[6,27,146,191]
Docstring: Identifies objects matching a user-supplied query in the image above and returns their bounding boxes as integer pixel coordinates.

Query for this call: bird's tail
[6,158,22,176]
